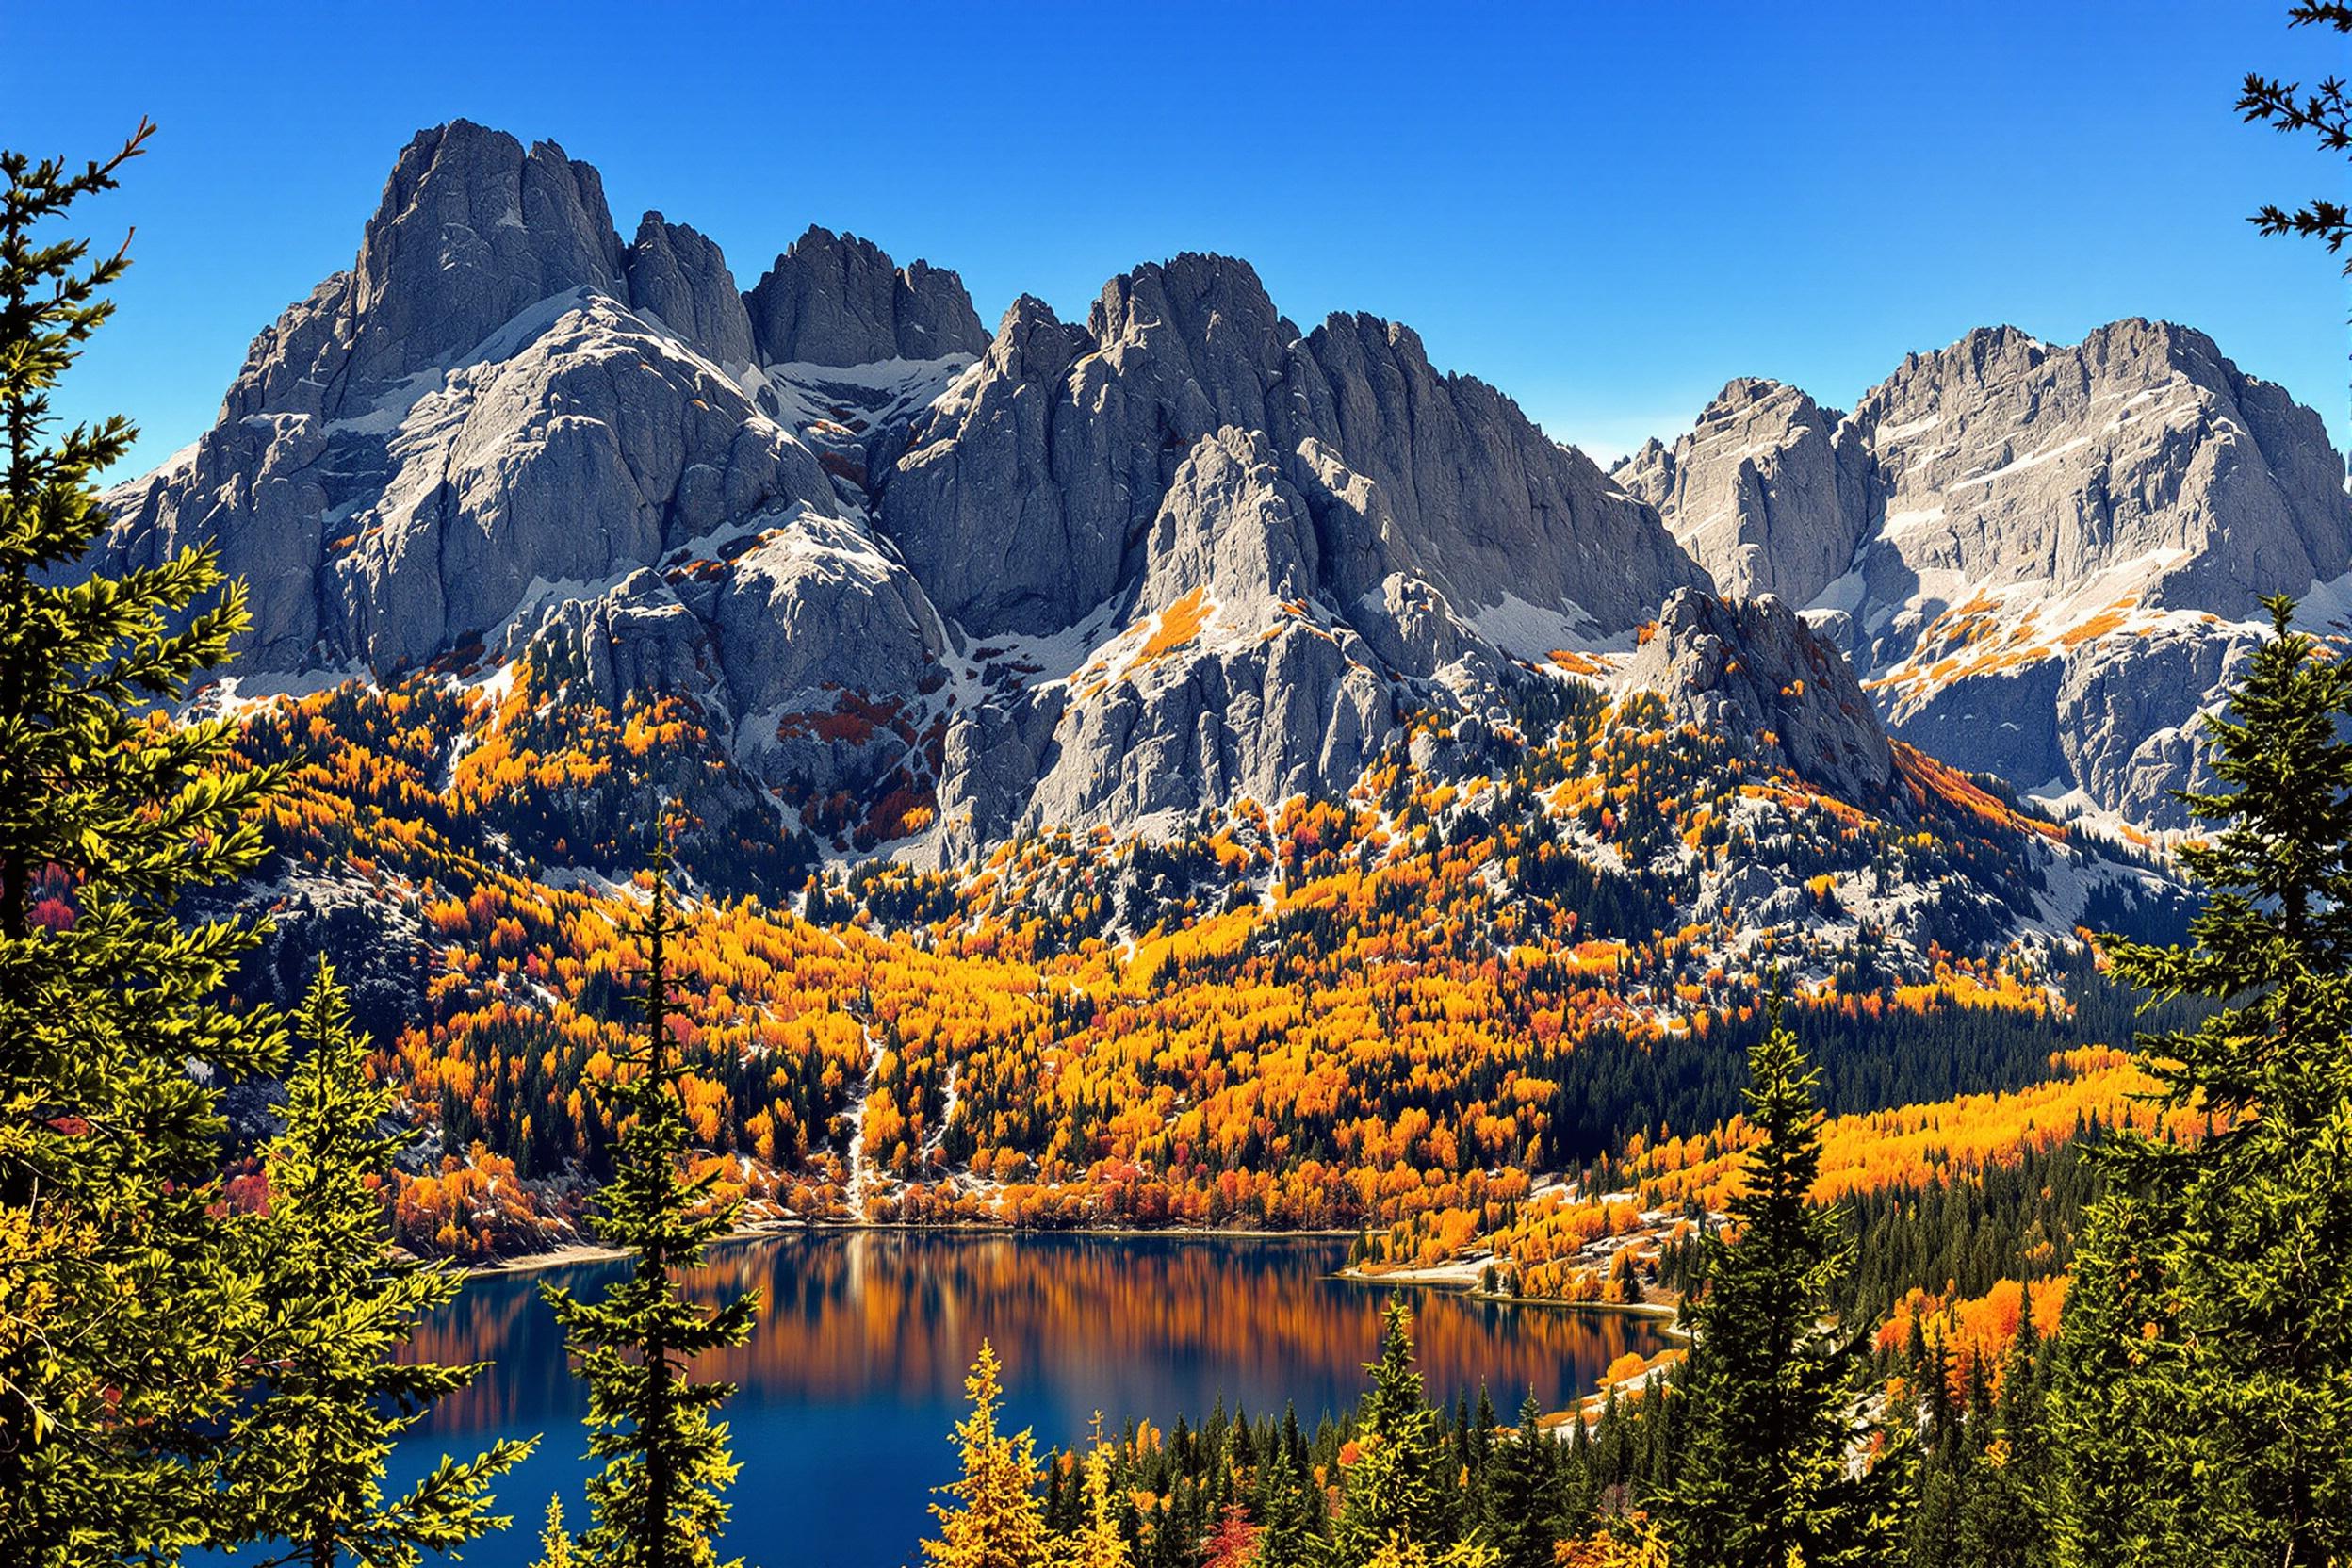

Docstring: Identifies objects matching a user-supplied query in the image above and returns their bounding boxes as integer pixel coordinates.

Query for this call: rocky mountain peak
[345,121,622,398]
[1626,316,2352,826]
[624,211,756,368]
[1611,373,1865,607]
[95,117,2352,867]
[1091,253,1297,360]
[743,223,988,368]
[1615,588,1895,802]
[1847,316,2351,630]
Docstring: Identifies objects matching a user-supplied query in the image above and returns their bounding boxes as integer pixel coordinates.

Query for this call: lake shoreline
[1338,1259,1691,1338]
[465,1218,1364,1279]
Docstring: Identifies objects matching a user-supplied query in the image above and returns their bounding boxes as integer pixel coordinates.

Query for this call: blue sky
[8,0,2345,475]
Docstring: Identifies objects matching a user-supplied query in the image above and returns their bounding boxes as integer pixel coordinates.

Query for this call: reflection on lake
[393,1232,1669,1568]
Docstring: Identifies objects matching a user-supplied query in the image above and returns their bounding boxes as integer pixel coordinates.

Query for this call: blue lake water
[389,1231,1669,1568]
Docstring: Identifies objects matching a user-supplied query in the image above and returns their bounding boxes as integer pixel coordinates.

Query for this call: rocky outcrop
[1292,312,1704,641]
[1630,320,2352,825]
[1614,589,1894,803]
[105,291,839,672]
[510,567,721,705]
[1135,427,1322,616]
[1613,378,1868,605]
[743,225,988,368]
[1011,430,1401,841]
[878,294,1113,633]
[625,213,756,368]
[707,514,945,722]
[1844,321,2349,653]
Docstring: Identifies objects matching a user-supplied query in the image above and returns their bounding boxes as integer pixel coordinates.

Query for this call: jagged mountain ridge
[98,119,1711,871]
[94,119,2345,876]
[1617,321,2352,828]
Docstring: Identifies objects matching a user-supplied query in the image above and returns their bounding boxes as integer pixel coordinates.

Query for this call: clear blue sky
[8,0,2345,475]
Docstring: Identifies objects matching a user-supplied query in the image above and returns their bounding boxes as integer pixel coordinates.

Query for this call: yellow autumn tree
[1553,1511,1672,1568]
[922,1342,1052,1568]
[1059,1426,1130,1568]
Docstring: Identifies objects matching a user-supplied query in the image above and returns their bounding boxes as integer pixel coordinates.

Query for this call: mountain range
[101,121,2347,877]
[76,119,2346,1242]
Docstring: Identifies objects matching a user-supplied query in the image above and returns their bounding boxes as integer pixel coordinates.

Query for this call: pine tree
[542,843,759,1568]
[2053,596,2352,1567]
[1330,1298,1494,1568]
[227,959,533,1567]
[920,1341,1053,1568]
[1660,1010,1908,1568]
[2237,0,2351,270]
[1952,1312,2053,1568]
[0,121,292,1559]
[1481,1391,1562,1568]
[1245,1408,1320,1568]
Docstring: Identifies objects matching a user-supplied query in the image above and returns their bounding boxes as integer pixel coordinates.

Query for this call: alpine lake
[387,1231,1673,1567]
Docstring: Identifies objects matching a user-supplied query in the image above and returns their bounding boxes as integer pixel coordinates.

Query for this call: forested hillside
[172,633,2193,1263]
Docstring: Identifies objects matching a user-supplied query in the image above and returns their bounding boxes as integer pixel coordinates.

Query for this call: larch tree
[2053,596,2352,1567]
[1659,1010,1908,1568]
[919,1341,1053,1568]
[0,121,292,1560]
[227,959,533,1568]
[542,842,759,1568]
[1059,1430,1132,1568]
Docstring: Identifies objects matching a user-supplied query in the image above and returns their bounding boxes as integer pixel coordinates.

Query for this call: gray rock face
[1613,378,1868,604]
[1630,319,2352,825]
[1013,429,1400,840]
[937,691,1068,857]
[879,294,1109,633]
[513,567,719,704]
[1135,427,1320,616]
[743,225,988,367]
[625,213,757,368]
[881,253,1707,643]
[708,512,945,722]
[1614,589,1894,802]
[1846,321,2349,653]
[345,122,623,398]
[1292,312,1704,640]
[108,291,839,674]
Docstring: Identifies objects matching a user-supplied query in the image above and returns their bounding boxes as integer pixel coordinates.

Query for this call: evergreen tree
[1480,1392,1562,1568]
[537,1497,579,1568]
[2237,0,2351,269]
[1660,1010,1908,1568]
[227,959,533,1567]
[2053,596,2352,1567]
[1954,1312,2053,1568]
[0,121,292,1559]
[542,844,759,1568]
[1329,1298,1494,1568]
[920,1341,1052,1568]
[1247,1408,1321,1568]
